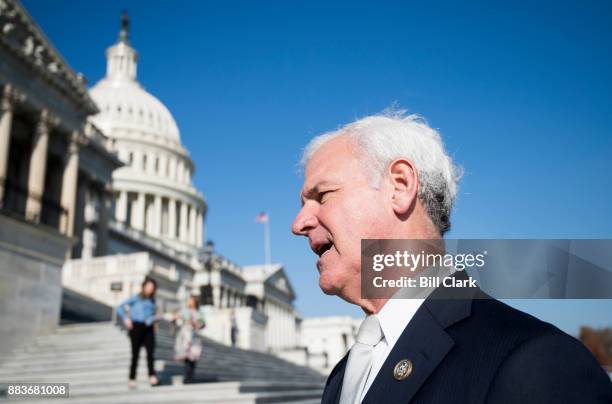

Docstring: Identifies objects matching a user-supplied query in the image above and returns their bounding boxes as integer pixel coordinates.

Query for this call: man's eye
[319,191,333,203]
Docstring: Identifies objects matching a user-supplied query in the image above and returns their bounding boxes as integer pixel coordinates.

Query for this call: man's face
[292,135,393,303]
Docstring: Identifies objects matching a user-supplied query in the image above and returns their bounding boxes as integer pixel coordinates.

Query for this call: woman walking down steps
[117,277,160,389]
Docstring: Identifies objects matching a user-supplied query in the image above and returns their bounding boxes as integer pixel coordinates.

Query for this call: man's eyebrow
[300,181,337,204]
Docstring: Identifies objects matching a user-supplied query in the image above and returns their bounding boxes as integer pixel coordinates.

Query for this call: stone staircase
[0,321,324,403]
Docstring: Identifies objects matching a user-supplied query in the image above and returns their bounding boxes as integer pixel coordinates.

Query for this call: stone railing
[62,252,151,306]
[63,252,150,280]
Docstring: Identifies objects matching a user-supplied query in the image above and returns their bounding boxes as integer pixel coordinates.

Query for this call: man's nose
[292,205,318,236]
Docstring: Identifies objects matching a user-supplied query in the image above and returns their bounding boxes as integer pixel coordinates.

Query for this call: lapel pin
[393,359,413,380]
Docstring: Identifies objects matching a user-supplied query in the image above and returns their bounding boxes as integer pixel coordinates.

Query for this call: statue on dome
[119,10,130,43]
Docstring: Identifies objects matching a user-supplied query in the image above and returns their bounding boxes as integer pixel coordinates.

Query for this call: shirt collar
[372,266,450,346]
[376,296,424,347]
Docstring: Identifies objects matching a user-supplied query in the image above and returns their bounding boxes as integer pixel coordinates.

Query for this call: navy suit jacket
[322,279,612,403]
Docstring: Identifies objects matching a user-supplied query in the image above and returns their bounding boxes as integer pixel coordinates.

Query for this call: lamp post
[204,240,214,274]
[199,240,215,306]
[110,281,123,324]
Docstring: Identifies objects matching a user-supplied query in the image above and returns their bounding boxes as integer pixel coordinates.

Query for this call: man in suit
[291,111,612,403]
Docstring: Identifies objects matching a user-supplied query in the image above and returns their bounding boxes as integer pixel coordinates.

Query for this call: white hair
[300,109,462,234]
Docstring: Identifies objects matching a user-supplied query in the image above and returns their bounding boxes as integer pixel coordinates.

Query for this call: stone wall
[0,213,71,357]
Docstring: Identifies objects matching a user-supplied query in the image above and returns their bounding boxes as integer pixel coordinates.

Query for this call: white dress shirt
[346,266,449,402]
[358,297,425,402]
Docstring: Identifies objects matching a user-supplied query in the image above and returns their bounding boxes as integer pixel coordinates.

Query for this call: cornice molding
[0,0,98,114]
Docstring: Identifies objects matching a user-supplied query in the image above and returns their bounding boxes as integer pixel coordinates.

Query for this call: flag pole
[264,217,271,267]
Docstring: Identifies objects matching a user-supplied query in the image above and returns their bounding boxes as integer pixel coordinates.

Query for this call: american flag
[255,212,269,223]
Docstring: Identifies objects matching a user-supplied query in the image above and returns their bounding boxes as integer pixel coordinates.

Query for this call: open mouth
[316,241,333,257]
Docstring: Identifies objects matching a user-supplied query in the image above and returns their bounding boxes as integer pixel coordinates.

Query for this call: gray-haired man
[292,111,612,403]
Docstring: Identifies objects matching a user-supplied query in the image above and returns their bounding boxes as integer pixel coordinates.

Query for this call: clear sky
[22,0,612,336]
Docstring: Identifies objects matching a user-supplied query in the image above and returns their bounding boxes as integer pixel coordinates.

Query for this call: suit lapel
[323,271,478,404]
[361,302,455,404]
[321,353,349,404]
[363,273,476,404]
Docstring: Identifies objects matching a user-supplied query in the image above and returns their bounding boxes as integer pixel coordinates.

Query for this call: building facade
[62,12,205,315]
[299,316,361,374]
[60,11,306,356]
[0,0,120,355]
[0,1,356,372]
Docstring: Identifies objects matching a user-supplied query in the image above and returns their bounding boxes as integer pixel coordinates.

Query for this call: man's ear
[388,158,418,216]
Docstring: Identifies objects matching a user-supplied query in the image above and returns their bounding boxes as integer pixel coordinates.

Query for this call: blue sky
[23,0,612,335]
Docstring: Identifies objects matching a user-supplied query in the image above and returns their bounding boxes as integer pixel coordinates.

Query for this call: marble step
[0,355,315,378]
[0,322,323,392]
[0,366,161,384]
[1,348,314,372]
[0,384,322,404]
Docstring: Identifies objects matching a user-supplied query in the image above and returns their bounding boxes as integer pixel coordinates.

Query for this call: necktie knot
[356,315,383,346]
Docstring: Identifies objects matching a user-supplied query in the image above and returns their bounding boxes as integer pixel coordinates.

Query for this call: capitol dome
[91,79,181,146]
[89,18,181,149]
[88,13,206,254]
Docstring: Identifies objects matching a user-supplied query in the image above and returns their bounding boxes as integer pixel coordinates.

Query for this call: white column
[184,166,190,184]
[134,150,143,172]
[159,154,167,177]
[285,308,291,348]
[267,302,273,348]
[82,228,97,259]
[281,306,285,348]
[134,192,145,230]
[0,86,14,205]
[277,304,281,349]
[212,285,220,308]
[196,209,203,247]
[189,204,197,245]
[273,303,278,349]
[176,161,182,182]
[145,197,152,233]
[149,154,156,174]
[279,305,283,348]
[25,110,50,222]
[280,306,285,348]
[153,194,162,237]
[98,189,110,255]
[169,158,176,180]
[116,190,127,223]
[60,133,79,236]
[179,201,188,242]
[168,198,176,238]
[284,308,289,348]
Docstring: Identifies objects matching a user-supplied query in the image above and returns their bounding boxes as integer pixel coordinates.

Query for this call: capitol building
[61,13,304,355]
[61,14,210,310]
[0,0,355,377]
